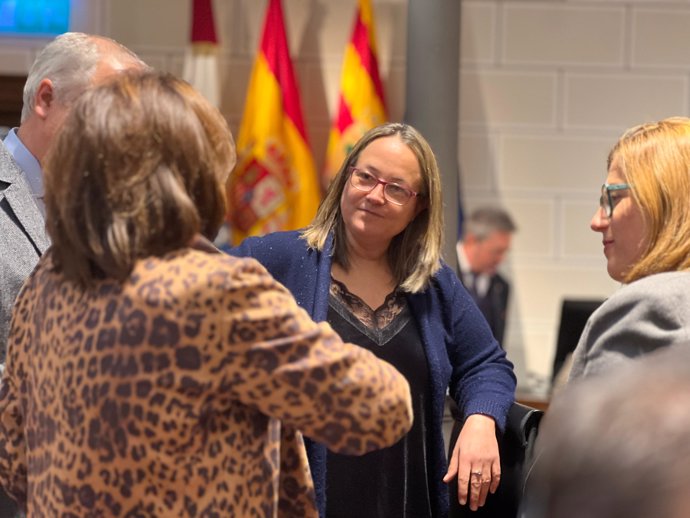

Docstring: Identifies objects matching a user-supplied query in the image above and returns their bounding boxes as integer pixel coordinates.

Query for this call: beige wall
[2,0,686,390]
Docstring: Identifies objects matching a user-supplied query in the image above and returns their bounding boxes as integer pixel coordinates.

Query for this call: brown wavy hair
[44,71,236,286]
[609,117,690,282]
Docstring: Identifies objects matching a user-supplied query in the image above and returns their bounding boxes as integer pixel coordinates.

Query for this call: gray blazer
[569,271,690,380]
[0,140,49,363]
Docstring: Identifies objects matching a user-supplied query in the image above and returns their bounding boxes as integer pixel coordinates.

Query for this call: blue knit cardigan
[227,230,516,518]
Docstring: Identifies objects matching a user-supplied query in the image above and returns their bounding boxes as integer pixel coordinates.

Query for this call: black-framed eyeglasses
[599,183,631,218]
[348,167,419,206]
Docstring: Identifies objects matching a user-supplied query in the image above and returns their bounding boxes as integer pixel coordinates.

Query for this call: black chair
[447,402,544,518]
[551,299,603,384]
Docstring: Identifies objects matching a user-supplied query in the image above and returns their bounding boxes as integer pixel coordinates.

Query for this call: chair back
[447,402,544,518]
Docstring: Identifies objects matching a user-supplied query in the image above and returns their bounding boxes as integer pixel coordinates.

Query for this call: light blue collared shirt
[3,127,44,215]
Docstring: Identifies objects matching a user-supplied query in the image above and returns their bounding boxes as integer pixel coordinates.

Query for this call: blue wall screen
[0,0,70,37]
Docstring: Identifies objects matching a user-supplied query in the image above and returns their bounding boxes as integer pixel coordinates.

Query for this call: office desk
[516,392,549,412]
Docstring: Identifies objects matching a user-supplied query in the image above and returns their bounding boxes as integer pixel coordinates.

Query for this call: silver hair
[463,206,516,241]
[21,32,144,122]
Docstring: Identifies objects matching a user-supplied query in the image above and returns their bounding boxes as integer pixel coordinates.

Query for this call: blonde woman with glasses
[229,122,516,518]
[0,73,414,517]
[569,117,690,380]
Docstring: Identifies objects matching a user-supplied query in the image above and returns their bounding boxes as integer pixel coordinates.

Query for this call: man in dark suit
[0,32,145,517]
[456,207,516,346]
[450,207,517,518]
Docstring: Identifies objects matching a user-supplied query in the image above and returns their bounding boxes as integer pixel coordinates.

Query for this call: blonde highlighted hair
[610,117,690,282]
[301,122,443,292]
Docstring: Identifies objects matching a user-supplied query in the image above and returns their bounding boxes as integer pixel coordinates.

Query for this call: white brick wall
[2,0,685,390]
[457,0,690,387]
[501,5,626,66]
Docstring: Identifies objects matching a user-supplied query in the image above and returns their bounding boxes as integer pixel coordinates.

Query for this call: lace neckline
[329,276,406,331]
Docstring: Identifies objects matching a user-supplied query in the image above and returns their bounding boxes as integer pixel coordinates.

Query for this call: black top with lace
[325,278,433,518]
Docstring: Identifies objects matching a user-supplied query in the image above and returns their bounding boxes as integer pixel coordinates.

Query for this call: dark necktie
[469,272,480,300]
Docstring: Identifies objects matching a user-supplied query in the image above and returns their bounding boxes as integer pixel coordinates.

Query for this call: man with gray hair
[1,34,146,348]
[457,206,517,346]
[0,31,146,516]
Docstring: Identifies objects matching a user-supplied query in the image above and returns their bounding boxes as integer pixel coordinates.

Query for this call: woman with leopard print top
[0,72,413,518]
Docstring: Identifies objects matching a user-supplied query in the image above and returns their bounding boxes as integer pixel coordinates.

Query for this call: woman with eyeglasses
[0,74,415,517]
[568,117,690,380]
[229,122,516,518]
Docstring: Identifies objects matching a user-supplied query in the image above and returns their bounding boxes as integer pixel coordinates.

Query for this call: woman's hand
[443,413,500,511]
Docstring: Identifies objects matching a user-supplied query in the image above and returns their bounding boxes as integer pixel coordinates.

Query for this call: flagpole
[404,0,460,270]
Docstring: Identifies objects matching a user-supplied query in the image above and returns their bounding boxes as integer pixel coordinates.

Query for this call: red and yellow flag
[227,0,320,244]
[323,0,388,184]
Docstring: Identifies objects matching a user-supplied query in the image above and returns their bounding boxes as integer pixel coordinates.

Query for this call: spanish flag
[323,0,388,184]
[227,0,320,244]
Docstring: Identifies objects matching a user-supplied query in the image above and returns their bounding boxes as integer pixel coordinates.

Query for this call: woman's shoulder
[611,270,690,300]
[136,249,271,286]
[411,261,469,315]
[590,271,690,328]
[572,271,690,379]
[425,261,463,293]
[228,230,304,253]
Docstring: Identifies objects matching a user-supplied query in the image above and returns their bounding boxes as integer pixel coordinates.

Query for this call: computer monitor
[551,298,604,383]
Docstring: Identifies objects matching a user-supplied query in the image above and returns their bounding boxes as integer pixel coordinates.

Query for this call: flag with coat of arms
[226,0,321,244]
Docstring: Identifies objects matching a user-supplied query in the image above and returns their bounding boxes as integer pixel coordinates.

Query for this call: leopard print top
[0,249,412,517]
